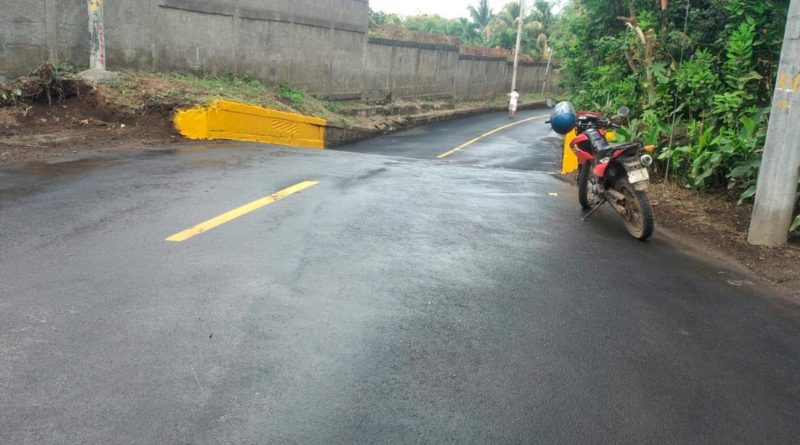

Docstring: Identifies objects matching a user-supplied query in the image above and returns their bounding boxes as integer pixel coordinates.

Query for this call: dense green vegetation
[551,0,791,213]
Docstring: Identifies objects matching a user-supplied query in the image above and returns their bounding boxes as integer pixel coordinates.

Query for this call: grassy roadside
[101,71,551,124]
[102,71,346,123]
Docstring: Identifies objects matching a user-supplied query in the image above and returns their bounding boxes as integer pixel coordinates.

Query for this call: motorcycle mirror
[546,98,556,108]
[617,106,631,117]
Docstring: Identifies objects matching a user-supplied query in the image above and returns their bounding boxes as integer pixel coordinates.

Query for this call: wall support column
[44,0,59,64]
[88,0,106,70]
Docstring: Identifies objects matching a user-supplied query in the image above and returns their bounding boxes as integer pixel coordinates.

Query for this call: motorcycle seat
[604,141,640,153]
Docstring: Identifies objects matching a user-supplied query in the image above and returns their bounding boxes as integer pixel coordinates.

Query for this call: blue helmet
[550,101,577,135]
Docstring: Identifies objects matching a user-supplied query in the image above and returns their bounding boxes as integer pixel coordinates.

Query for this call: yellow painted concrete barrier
[174,100,327,149]
[561,129,578,174]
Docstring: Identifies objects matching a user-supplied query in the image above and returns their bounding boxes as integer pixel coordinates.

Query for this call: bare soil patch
[649,182,800,293]
[0,85,180,164]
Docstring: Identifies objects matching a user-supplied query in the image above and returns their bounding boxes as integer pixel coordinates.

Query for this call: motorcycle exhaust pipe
[640,154,654,167]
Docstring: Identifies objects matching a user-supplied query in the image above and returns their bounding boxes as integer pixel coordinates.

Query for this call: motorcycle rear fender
[593,161,610,177]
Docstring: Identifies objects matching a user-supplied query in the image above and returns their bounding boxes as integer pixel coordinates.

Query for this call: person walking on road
[508,89,520,119]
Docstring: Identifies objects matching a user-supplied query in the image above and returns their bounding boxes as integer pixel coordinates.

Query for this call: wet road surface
[1,109,799,444]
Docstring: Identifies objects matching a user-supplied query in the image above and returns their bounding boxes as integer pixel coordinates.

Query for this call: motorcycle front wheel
[616,178,654,241]
[578,163,600,210]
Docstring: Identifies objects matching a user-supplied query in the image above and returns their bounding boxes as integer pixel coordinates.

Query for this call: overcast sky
[368,0,563,19]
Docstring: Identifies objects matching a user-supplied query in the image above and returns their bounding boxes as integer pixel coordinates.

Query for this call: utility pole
[541,49,553,95]
[748,0,800,246]
[510,0,525,92]
[81,0,116,82]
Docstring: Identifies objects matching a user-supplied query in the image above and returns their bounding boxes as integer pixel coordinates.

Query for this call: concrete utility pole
[748,0,800,246]
[81,0,117,82]
[541,49,553,95]
[510,0,525,92]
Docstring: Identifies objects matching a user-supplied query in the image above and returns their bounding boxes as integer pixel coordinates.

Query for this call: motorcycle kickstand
[582,200,606,222]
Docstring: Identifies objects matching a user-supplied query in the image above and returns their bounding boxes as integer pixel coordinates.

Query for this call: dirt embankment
[1,83,179,164]
[650,182,800,294]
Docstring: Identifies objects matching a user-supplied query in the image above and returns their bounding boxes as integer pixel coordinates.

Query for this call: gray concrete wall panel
[0,0,559,98]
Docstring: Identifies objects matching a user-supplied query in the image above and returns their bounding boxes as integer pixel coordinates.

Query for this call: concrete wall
[455,56,509,100]
[516,62,559,95]
[364,39,560,101]
[0,0,560,98]
[0,0,369,97]
[363,38,460,100]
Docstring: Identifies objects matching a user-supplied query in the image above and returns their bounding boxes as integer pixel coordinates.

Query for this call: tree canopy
[369,1,555,58]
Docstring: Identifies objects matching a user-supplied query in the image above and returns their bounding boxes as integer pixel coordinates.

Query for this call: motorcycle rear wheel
[616,178,654,241]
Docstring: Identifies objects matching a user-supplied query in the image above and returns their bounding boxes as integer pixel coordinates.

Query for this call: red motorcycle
[547,100,656,240]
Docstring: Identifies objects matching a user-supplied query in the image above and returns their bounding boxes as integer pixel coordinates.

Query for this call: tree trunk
[661,0,670,33]
[618,14,658,106]
[644,29,657,105]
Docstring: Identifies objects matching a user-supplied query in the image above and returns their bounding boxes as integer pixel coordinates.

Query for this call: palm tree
[493,1,523,29]
[485,1,553,58]
[467,0,494,30]
[529,0,554,57]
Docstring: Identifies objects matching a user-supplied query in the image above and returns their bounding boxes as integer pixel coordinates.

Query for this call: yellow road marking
[436,114,549,159]
[167,181,319,242]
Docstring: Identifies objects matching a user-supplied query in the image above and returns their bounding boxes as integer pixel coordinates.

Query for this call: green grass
[99,70,349,122]
[278,81,306,109]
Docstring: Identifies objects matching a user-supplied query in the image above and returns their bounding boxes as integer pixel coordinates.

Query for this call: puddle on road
[0,157,119,203]
[140,142,232,157]
[0,141,297,203]
[24,157,117,178]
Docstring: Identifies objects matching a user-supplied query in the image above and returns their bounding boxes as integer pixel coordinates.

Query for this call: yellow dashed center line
[436,114,549,159]
[167,180,319,242]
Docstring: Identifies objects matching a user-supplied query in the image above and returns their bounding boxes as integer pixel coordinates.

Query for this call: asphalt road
[1,109,799,444]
